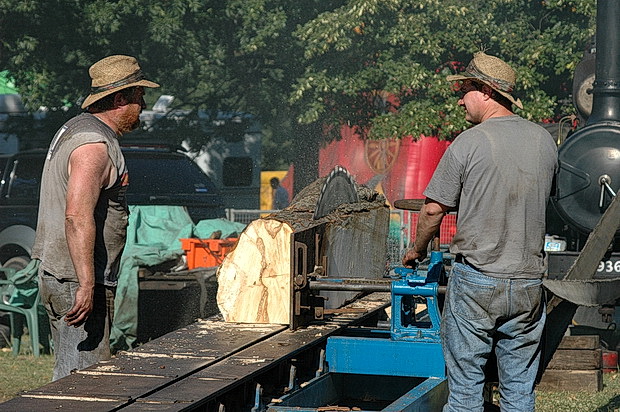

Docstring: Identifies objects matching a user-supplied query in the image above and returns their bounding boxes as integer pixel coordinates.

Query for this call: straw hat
[447,52,523,109]
[81,55,159,109]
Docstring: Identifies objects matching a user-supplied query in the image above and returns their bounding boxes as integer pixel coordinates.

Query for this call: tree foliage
[0,0,596,162]
[292,0,596,140]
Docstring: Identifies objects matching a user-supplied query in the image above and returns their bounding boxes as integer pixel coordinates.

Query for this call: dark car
[0,145,225,270]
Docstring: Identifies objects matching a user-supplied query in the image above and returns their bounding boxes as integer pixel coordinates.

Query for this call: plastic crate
[180,238,238,269]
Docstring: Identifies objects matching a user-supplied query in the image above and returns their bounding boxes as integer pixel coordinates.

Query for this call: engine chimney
[587,0,620,125]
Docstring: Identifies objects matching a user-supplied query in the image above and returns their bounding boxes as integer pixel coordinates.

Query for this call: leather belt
[455,254,480,272]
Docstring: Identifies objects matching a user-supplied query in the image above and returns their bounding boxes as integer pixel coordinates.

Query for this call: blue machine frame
[325,251,445,378]
[268,251,448,411]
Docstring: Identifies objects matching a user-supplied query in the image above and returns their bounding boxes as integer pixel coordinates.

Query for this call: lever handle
[599,175,617,208]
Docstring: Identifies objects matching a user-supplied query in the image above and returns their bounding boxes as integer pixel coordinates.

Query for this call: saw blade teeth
[313,166,359,219]
[331,166,342,179]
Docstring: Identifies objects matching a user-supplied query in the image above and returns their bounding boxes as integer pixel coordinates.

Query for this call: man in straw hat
[32,55,159,380]
[403,51,557,411]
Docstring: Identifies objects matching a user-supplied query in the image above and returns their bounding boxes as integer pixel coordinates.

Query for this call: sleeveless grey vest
[32,113,128,286]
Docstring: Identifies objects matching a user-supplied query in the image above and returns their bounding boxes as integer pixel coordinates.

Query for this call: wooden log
[556,335,600,350]
[216,219,294,324]
[538,334,604,392]
[545,335,603,371]
[546,348,602,370]
[537,369,603,392]
[216,177,389,324]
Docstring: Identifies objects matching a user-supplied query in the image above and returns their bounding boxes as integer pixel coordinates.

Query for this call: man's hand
[401,199,449,268]
[402,248,427,268]
[65,285,94,327]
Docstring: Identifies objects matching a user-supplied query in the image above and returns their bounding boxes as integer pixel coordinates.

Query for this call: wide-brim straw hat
[81,55,159,109]
[446,52,523,109]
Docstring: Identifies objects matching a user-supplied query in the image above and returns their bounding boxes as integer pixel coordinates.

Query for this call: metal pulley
[572,54,595,122]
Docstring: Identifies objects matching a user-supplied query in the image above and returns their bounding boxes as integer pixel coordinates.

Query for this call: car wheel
[2,255,31,273]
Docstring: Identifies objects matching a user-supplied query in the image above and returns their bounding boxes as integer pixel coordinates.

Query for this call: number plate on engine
[597,257,620,276]
[547,252,620,279]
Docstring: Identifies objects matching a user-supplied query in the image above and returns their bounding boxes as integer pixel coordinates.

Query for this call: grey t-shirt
[32,113,129,286]
[424,115,557,278]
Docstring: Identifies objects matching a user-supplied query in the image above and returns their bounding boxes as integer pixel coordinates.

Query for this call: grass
[0,344,54,403]
[0,336,618,410]
[536,372,620,412]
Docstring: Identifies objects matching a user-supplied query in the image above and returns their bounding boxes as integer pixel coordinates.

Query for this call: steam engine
[545,0,620,332]
[548,0,620,254]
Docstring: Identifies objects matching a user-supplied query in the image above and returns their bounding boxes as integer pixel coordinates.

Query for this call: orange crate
[180,238,238,269]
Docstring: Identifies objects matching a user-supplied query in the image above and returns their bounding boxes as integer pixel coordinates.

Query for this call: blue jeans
[441,263,545,412]
[39,271,115,381]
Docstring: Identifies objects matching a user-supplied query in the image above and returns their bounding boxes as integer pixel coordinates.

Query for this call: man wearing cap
[32,55,159,380]
[403,52,557,411]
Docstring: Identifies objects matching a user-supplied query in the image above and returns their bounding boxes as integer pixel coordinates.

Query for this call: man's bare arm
[64,143,113,326]
[402,199,449,267]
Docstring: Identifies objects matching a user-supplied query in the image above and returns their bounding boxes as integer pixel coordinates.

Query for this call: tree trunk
[217,177,389,325]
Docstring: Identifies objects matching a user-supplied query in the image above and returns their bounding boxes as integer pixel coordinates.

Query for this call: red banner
[319,125,450,207]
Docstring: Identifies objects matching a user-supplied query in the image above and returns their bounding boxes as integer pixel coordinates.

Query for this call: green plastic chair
[0,259,51,356]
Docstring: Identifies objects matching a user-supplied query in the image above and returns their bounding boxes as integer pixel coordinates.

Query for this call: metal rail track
[0,293,390,412]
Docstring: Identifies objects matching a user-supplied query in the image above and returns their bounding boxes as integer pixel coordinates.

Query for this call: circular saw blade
[313,166,359,219]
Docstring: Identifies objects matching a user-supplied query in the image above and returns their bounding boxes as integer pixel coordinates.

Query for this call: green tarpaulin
[110,206,246,351]
[110,205,195,351]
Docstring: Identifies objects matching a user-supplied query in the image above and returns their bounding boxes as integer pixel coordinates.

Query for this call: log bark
[217,177,389,324]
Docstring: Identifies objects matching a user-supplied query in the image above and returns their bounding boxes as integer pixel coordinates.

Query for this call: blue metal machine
[268,251,448,411]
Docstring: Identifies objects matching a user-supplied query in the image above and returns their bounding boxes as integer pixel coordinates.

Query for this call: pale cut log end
[217,219,293,324]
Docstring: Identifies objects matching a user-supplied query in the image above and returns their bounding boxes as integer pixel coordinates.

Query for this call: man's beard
[117,105,141,134]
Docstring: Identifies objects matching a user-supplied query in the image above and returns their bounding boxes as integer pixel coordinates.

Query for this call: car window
[124,152,219,196]
[0,156,10,176]
[223,156,253,187]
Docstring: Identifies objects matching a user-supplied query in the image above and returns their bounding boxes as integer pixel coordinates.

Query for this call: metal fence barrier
[225,209,278,225]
